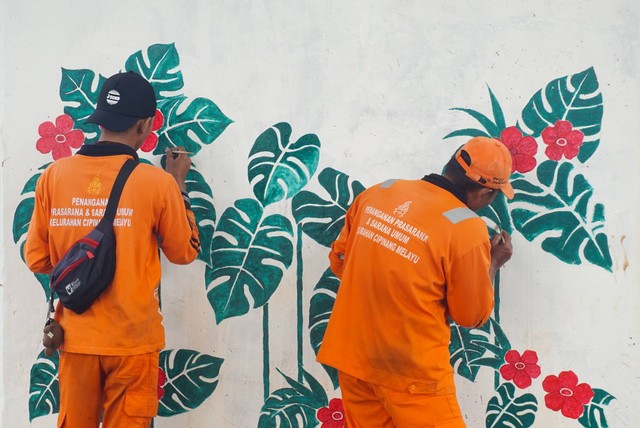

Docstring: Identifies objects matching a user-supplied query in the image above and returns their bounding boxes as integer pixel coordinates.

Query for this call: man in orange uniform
[317,137,514,427]
[25,71,200,428]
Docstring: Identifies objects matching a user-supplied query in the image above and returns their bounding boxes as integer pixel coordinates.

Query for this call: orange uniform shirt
[317,178,493,394]
[25,143,200,356]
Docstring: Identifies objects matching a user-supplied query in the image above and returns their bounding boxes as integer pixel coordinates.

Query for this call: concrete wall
[2,1,639,426]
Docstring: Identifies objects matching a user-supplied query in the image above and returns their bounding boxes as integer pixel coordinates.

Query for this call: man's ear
[467,187,495,211]
[135,117,153,135]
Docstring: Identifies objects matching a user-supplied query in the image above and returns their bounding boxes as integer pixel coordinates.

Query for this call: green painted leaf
[578,388,615,428]
[59,68,105,143]
[488,85,506,131]
[486,383,537,428]
[29,350,60,422]
[443,128,490,139]
[509,160,612,271]
[449,107,500,138]
[449,321,492,381]
[14,166,52,298]
[308,268,340,389]
[292,168,365,247]
[185,166,216,267]
[14,167,49,244]
[154,96,232,156]
[478,192,513,236]
[468,318,512,370]
[257,367,328,428]
[520,67,602,162]
[444,86,506,139]
[206,198,294,323]
[125,43,184,100]
[13,197,35,245]
[158,349,224,417]
[248,123,321,206]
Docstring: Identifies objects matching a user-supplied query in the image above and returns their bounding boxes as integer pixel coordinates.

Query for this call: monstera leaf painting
[510,160,611,270]
[28,351,60,422]
[158,349,224,417]
[206,198,294,323]
[248,122,321,207]
[486,383,538,428]
[520,67,602,163]
[185,165,217,267]
[449,318,511,382]
[308,268,341,389]
[12,165,51,296]
[578,389,616,428]
[292,167,365,247]
[258,368,328,428]
[59,69,105,144]
[125,43,184,101]
[477,192,514,236]
[153,96,232,156]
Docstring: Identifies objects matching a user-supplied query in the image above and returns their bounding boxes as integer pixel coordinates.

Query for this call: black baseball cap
[86,71,156,132]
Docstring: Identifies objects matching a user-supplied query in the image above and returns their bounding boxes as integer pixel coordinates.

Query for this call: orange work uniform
[317,176,494,427]
[25,142,200,427]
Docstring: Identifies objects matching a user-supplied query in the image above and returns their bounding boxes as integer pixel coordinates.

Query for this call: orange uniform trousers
[57,351,160,428]
[339,372,466,428]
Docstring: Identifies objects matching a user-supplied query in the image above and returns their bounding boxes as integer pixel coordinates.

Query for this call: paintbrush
[483,217,505,244]
[170,149,193,159]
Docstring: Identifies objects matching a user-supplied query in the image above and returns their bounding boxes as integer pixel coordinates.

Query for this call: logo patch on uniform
[88,175,101,195]
[393,201,412,217]
[106,90,120,105]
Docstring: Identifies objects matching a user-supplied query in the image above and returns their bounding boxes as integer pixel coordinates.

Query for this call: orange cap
[454,137,514,199]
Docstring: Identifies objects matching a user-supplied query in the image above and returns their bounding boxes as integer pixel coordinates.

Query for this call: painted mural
[13,43,616,427]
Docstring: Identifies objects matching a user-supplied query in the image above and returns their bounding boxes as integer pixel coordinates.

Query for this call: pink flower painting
[36,114,84,160]
[499,349,541,389]
[317,398,345,428]
[140,109,165,152]
[500,126,538,173]
[541,120,584,161]
[543,371,594,419]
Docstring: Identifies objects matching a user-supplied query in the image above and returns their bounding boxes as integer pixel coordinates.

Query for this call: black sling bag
[48,158,138,314]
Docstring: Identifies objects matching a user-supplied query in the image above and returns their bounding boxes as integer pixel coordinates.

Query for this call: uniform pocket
[445,394,463,419]
[124,393,158,418]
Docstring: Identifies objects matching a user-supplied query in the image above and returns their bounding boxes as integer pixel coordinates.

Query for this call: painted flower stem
[494,269,501,390]
[297,224,304,383]
[263,304,270,400]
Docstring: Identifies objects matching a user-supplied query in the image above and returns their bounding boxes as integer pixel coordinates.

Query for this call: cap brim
[501,182,514,200]
[85,109,139,132]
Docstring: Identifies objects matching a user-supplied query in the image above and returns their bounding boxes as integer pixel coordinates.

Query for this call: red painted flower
[157,367,167,400]
[317,398,345,428]
[500,127,538,173]
[541,120,584,161]
[543,371,594,419]
[140,110,164,152]
[36,114,84,160]
[499,350,541,388]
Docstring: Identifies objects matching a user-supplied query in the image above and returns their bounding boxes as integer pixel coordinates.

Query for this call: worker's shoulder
[133,162,174,181]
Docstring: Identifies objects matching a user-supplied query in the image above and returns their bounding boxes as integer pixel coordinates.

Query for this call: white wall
[2,0,639,427]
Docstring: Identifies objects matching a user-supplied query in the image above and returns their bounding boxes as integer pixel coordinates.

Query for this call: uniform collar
[76,141,139,161]
[422,174,467,204]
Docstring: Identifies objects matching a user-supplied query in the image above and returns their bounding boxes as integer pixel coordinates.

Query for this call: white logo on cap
[106,90,120,105]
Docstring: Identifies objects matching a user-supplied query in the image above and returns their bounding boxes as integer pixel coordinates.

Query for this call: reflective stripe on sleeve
[442,207,477,224]
[380,179,397,189]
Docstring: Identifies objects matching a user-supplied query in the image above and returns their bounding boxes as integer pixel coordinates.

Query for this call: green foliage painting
[17,43,229,425]
[15,41,615,427]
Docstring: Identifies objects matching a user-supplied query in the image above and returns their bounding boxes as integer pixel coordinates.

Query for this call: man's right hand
[165,147,192,192]
[489,231,513,278]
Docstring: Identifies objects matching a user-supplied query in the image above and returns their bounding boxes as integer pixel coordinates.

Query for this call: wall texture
[2,1,639,427]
